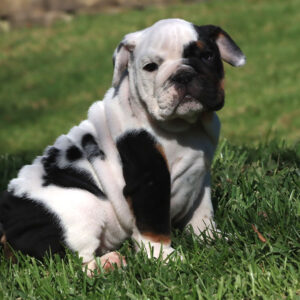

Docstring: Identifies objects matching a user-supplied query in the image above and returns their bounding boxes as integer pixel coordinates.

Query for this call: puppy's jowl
[0,19,245,275]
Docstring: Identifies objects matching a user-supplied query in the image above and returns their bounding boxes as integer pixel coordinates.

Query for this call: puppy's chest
[159,134,214,220]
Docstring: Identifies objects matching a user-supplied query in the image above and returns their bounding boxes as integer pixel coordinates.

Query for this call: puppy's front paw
[136,241,183,262]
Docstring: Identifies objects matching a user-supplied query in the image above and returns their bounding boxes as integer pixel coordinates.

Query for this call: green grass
[0,141,299,299]
[0,0,300,298]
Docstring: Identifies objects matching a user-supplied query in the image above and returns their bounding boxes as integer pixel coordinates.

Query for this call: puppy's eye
[143,63,159,72]
[201,52,214,63]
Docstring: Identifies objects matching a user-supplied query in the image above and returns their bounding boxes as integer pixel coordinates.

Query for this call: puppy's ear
[112,30,143,88]
[196,25,246,67]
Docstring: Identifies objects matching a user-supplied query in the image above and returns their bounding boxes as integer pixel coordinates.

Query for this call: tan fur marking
[142,232,171,245]
[0,234,6,244]
[220,79,225,91]
[125,196,133,213]
[196,40,205,49]
[155,143,169,170]
[1,234,16,262]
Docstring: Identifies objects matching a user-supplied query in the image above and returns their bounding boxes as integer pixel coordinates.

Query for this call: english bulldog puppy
[0,18,245,274]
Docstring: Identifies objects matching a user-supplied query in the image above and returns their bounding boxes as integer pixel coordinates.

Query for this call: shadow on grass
[212,140,300,213]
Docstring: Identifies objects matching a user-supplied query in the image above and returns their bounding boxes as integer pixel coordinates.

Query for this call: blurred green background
[0,0,299,156]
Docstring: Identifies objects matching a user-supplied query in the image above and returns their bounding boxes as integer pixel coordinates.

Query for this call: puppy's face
[113,19,245,125]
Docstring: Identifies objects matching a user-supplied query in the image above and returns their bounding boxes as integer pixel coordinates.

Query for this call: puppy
[0,19,245,274]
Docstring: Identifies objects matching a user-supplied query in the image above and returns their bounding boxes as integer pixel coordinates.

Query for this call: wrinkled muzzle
[167,64,224,114]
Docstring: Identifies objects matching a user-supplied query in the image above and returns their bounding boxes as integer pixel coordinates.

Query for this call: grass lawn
[0,0,299,298]
[0,141,299,299]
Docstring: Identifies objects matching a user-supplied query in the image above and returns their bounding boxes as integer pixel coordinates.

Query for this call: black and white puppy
[0,19,245,273]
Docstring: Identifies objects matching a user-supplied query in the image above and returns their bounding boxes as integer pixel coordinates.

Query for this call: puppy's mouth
[174,79,224,113]
[182,94,196,102]
[156,73,224,122]
[177,93,201,111]
[172,92,203,121]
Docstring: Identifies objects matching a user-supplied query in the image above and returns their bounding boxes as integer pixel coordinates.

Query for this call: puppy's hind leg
[116,129,174,260]
[83,252,127,277]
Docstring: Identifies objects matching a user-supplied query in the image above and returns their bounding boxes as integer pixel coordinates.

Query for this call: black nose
[172,71,196,85]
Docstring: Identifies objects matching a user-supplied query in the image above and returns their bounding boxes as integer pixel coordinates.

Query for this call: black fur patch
[66,145,83,162]
[0,191,65,259]
[42,147,105,198]
[193,25,244,66]
[181,36,224,111]
[81,134,105,161]
[174,25,226,111]
[182,40,224,78]
[116,130,171,236]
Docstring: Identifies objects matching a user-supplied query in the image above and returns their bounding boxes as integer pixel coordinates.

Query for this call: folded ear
[197,25,246,67]
[112,30,144,88]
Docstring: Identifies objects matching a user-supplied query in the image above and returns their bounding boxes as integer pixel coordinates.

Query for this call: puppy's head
[113,19,245,126]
